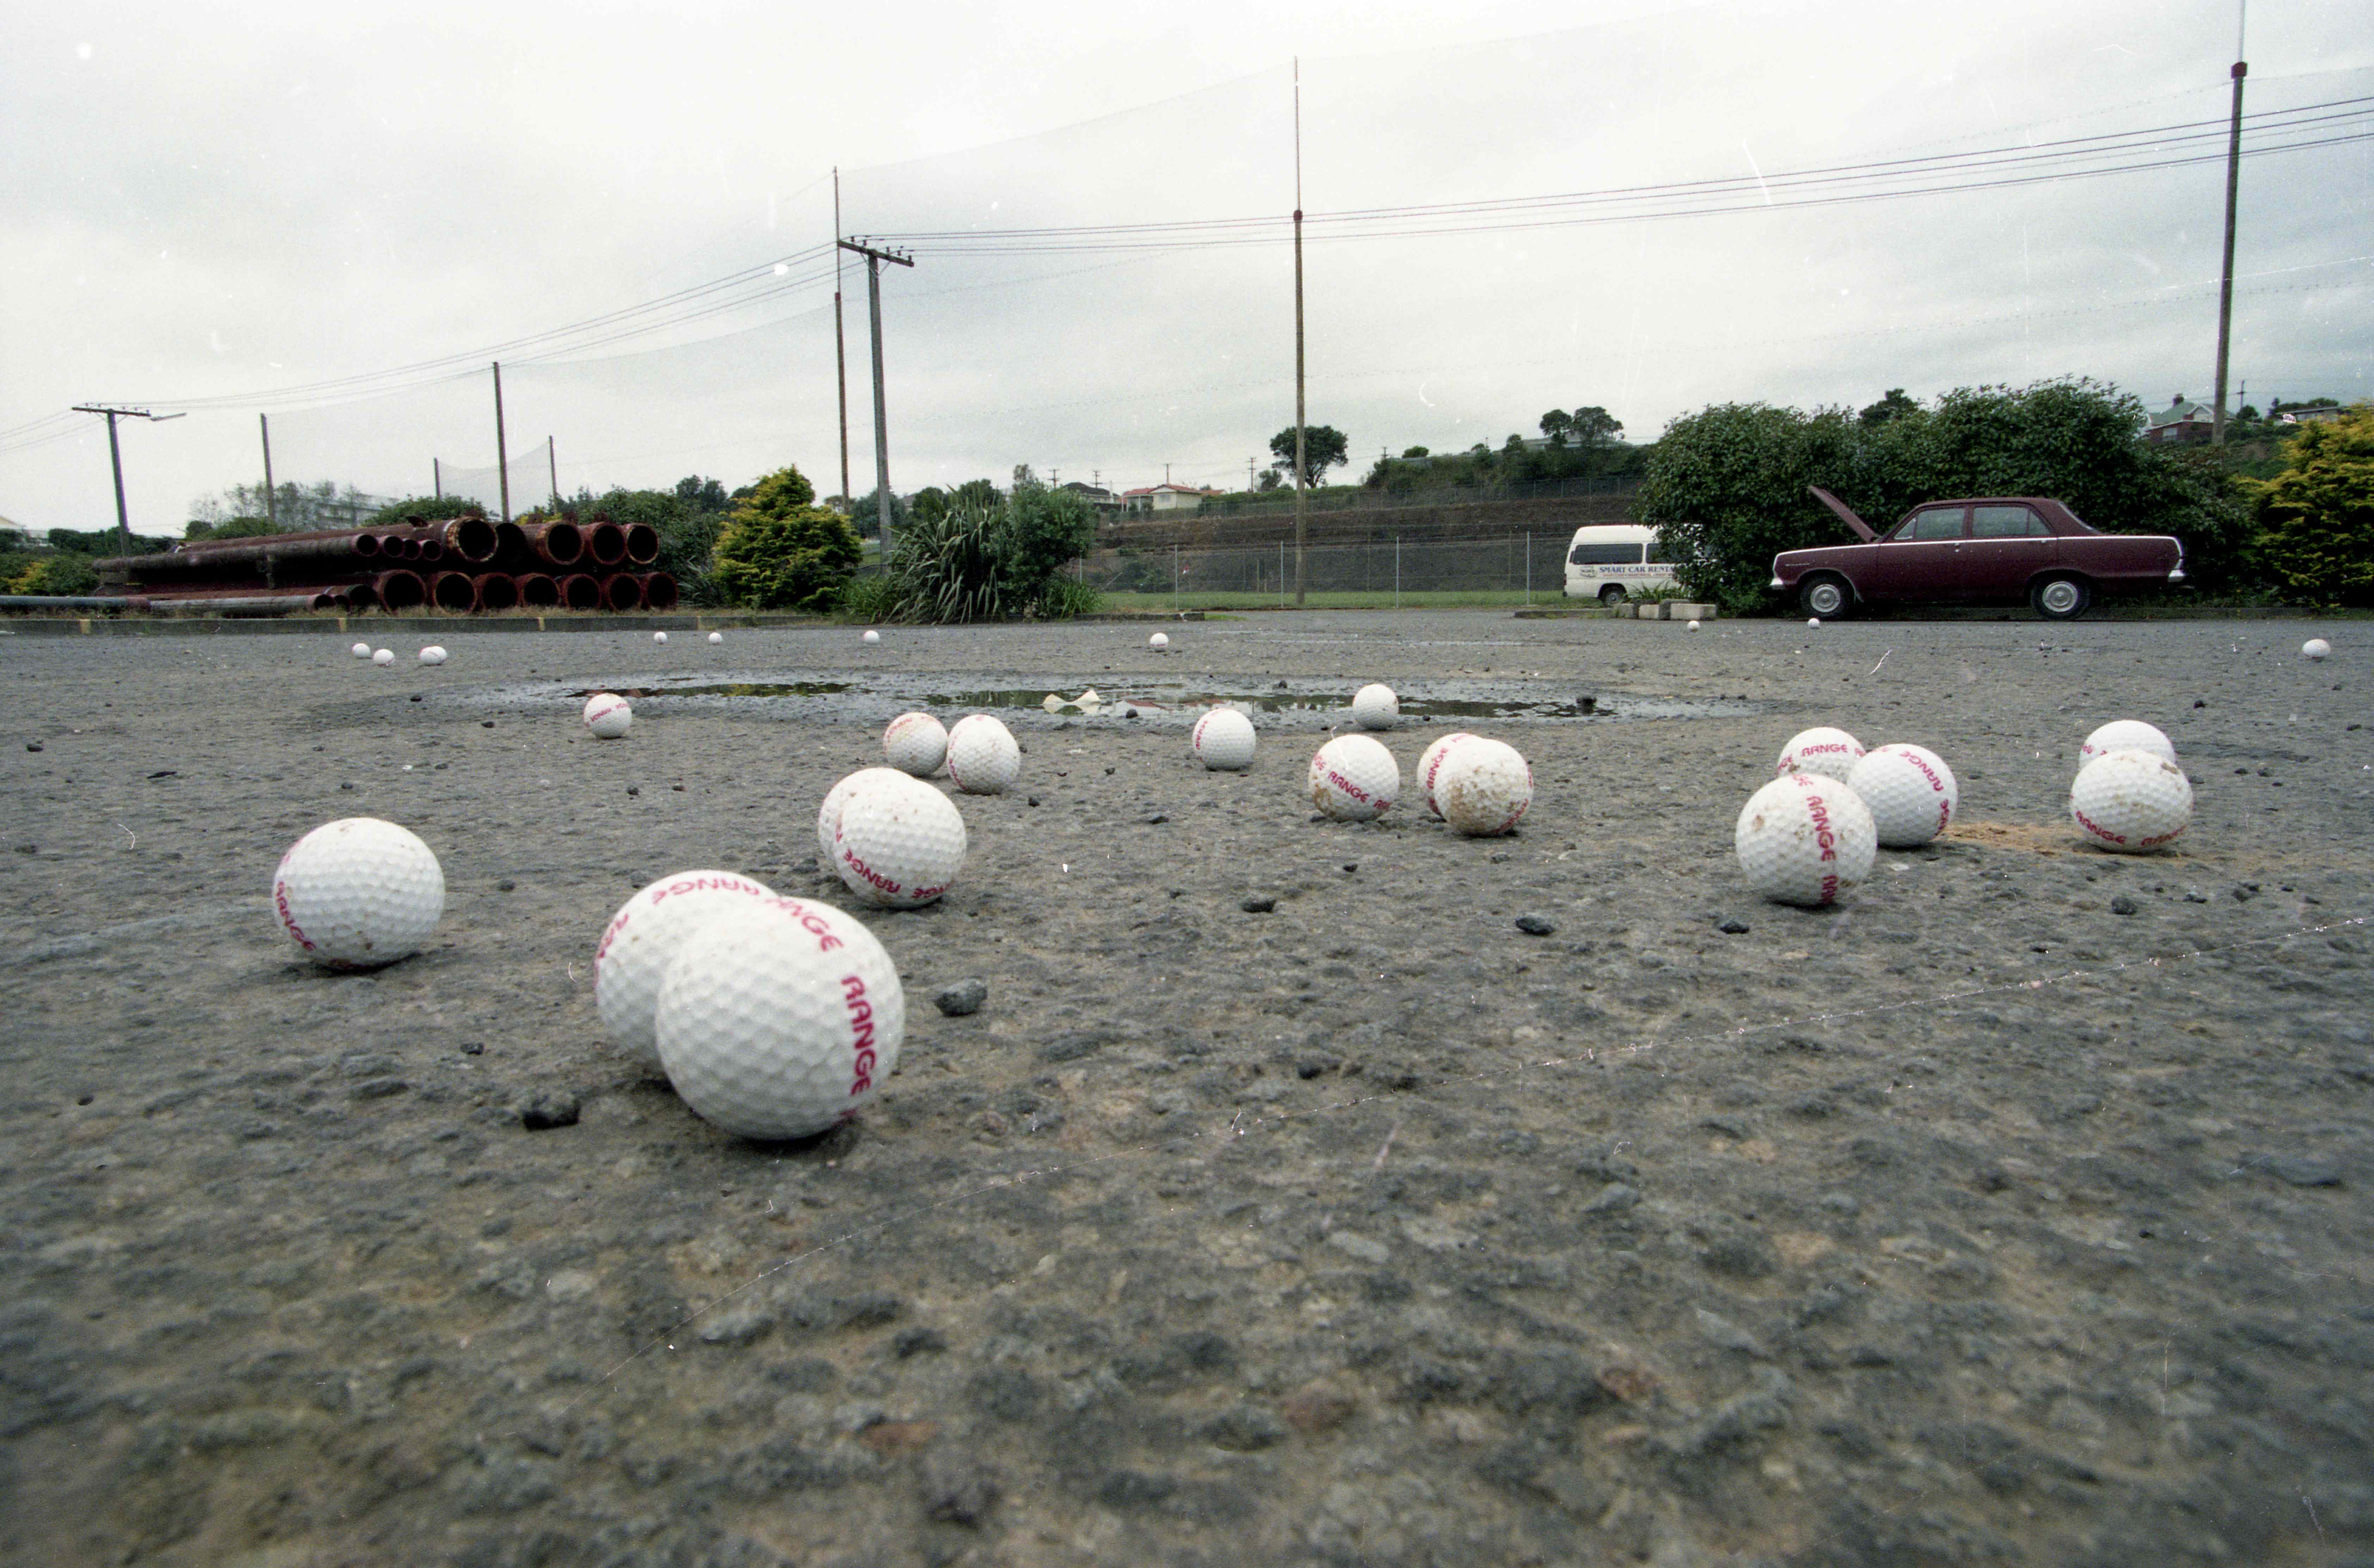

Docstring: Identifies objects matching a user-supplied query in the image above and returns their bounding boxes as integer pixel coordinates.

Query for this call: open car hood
[1809,486,1879,543]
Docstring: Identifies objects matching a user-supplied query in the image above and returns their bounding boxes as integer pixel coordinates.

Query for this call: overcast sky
[4,0,2370,535]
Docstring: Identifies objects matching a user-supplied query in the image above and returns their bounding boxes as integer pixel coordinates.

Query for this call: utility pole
[260,413,277,530]
[72,404,185,553]
[838,237,915,562]
[433,458,442,500]
[1292,56,1308,606]
[548,436,559,508]
[492,361,512,524]
[834,169,852,512]
[2213,4,2247,446]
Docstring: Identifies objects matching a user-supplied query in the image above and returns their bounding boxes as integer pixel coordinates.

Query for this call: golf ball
[883,712,948,777]
[1687,619,1701,631]
[1735,774,1877,907]
[2303,638,2331,661]
[372,648,395,667]
[655,896,904,1141]
[708,631,723,645]
[2079,719,2175,767]
[272,817,445,969]
[1309,734,1399,821]
[1777,726,1864,781]
[1190,706,1257,770]
[418,646,447,666]
[350,642,371,659]
[1417,731,1481,818]
[863,629,881,645]
[1846,743,1959,847]
[833,771,967,907]
[654,631,668,644]
[584,693,633,739]
[595,870,779,1071]
[818,767,909,862]
[945,714,1021,795]
[2071,749,2191,853]
[1436,738,1531,837]
[1150,632,1170,649]
[1806,617,1821,628]
[1351,683,1400,731]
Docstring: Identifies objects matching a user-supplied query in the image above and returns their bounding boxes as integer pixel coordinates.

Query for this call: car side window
[1901,507,1966,542]
[1570,542,1637,566]
[1971,505,2046,538]
[1645,537,1669,563]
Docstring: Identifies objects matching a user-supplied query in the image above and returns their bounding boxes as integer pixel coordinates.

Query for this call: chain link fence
[1080,532,1586,604]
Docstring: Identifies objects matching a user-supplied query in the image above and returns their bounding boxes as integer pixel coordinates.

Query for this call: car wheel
[1799,576,1850,619]
[1598,585,1626,606]
[2031,575,2091,619]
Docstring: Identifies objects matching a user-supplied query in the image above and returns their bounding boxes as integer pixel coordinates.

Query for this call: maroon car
[1770,488,2185,620]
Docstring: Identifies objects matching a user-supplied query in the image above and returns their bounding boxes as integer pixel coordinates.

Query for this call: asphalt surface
[2,610,2369,1568]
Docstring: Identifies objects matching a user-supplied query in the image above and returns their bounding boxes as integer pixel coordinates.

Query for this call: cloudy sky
[4,0,2370,535]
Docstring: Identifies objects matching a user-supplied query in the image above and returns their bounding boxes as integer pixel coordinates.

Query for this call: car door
[1963,504,2057,599]
[1856,505,1968,601]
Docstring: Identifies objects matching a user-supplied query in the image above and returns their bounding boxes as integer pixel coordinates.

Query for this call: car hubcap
[1811,584,1841,615]
[2043,582,2078,613]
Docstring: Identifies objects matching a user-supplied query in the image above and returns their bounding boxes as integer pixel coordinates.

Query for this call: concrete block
[1636,602,1668,621]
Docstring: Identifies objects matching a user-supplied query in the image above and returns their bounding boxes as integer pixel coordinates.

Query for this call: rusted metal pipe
[516,573,560,609]
[345,582,380,610]
[601,574,643,611]
[623,523,660,565]
[374,570,427,611]
[428,571,478,612]
[585,521,628,568]
[637,572,679,610]
[558,573,602,611]
[473,573,520,611]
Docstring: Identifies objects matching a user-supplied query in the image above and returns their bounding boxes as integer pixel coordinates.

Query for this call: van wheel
[2031,575,2091,619]
[1598,585,1626,606]
[1799,576,1850,619]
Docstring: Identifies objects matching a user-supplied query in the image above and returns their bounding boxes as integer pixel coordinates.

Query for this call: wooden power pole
[838,238,915,563]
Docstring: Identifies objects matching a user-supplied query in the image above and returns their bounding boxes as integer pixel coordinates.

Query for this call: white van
[1563,523,1678,604]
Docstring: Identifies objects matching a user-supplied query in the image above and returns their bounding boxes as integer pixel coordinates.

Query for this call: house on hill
[1120,483,1220,515]
[2144,395,2216,445]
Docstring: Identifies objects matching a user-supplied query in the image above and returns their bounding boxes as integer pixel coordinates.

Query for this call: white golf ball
[1190,706,1256,770]
[1351,683,1400,731]
[584,692,633,739]
[2302,638,2331,661]
[1687,619,1701,631]
[595,869,779,1071]
[2079,719,2175,767]
[1735,774,1877,907]
[272,817,445,969]
[1807,617,1821,628]
[2071,749,2191,853]
[372,648,394,667]
[1436,738,1532,837]
[1846,743,1959,848]
[708,631,723,645]
[1150,632,1170,649]
[945,713,1021,795]
[818,766,909,862]
[833,772,968,907]
[863,629,881,645]
[349,642,371,659]
[1309,734,1399,821]
[655,896,904,1141]
[1417,732,1481,819]
[883,712,948,777]
[654,631,668,643]
[1777,726,1864,781]
[417,646,447,666]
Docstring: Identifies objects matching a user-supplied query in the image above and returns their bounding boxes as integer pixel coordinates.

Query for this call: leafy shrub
[362,496,485,529]
[711,467,862,611]
[890,505,1006,623]
[998,481,1097,613]
[837,572,904,623]
[1039,577,1101,618]
[6,555,100,596]
[2242,403,2374,604]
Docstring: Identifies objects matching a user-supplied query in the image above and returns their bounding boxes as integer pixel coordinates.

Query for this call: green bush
[1039,577,1101,618]
[837,572,904,623]
[2243,403,2374,604]
[362,496,485,529]
[711,467,861,611]
[5,555,100,596]
[889,505,1006,623]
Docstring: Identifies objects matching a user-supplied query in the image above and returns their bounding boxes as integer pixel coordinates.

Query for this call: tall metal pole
[492,361,512,524]
[103,413,129,554]
[834,169,852,512]
[260,413,276,530]
[2212,11,2248,447]
[548,436,559,508]
[1292,57,1308,606]
[433,458,442,500]
[840,239,913,563]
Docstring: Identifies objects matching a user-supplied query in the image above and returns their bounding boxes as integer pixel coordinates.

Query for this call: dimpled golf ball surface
[1351,683,1399,731]
[1190,706,1256,770]
[418,646,447,666]
[2079,719,2174,767]
[595,869,779,1070]
[349,642,371,659]
[1417,731,1480,818]
[371,648,394,667]
[1735,774,1876,907]
[2071,749,2192,852]
[584,693,632,739]
[1846,743,1959,847]
[818,767,909,861]
[1310,734,1399,820]
[835,773,967,907]
[1777,726,1863,781]
[2303,638,2331,661]
[272,817,445,969]
[883,712,948,777]
[945,714,1021,795]
[655,899,904,1141]
[1436,738,1531,836]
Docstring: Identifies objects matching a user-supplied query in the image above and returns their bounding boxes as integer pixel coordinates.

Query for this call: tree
[908,487,951,526]
[711,466,863,611]
[1401,446,1430,459]
[1256,468,1283,492]
[1858,388,1921,429]
[996,478,1097,610]
[951,478,1003,513]
[673,475,729,513]
[1269,424,1349,488]
[1539,411,1571,442]
[844,487,911,540]
[362,494,485,529]
[2242,402,2374,604]
[1568,406,1623,446]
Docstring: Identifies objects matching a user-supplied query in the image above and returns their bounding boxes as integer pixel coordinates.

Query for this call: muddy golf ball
[1351,683,1400,731]
[655,896,905,1141]
[1309,734,1399,820]
[1417,732,1480,818]
[272,817,445,969]
[2071,749,2191,853]
[1190,706,1257,770]
[818,767,909,862]
[1150,632,1170,649]
[418,646,447,666]
[583,693,632,739]
[708,631,723,645]
[1777,726,1863,781]
[833,772,967,907]
[2303,638,2331,661]
[863,629,881,645]
[1846,743,1958,847]
[2079,719,2174,767]
[946,714,1022,794]
[349,642,371,659]
[883,712,948,777]
[595,870,779,1071]
[1436,738,1532,837]
[371,648,394,667]
[1735,774,1876,907]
